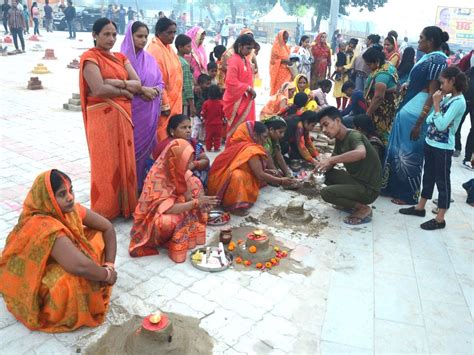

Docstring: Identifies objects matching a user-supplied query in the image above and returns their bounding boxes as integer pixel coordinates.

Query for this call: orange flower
[281,251,288,257]
[256,262,263,269]
[274,246,280,252]
[275,257,281,262]
[228,242,235,251]
[271,258,278,265]
[237,239,244,245]
[244,260,251,266]
[235,257,242,264]
[265,262,272,268]
[248,245,257,253]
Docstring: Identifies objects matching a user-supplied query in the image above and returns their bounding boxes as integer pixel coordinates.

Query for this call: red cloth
[202,99,225,126]
[205,124,222,151]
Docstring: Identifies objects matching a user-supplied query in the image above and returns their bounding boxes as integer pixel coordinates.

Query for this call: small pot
[219,228,232,244]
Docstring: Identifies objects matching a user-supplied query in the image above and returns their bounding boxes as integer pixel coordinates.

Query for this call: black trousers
[455,104,473,161]
[11,27,25,51]
[420,143,453,209]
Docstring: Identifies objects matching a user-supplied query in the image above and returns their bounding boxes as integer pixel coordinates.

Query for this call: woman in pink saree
[120,21,164,192]
[185,26,208,81]
[223,34,256,138]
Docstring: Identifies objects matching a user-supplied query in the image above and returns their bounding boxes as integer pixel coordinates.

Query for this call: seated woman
[0,170,117,332]
[208,122,295,215]
[353,114,385,163]
[363,47,400,144]
[262,116,293,178]
[130,139,219,263]
[260,81,295,120]
[151,115,210,187]
[280,110,320,166]
[288,74,318,111]
[278,92,308,118]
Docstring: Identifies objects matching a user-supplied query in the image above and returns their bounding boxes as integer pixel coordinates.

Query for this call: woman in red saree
[311,32,331,89]
[129,139,218,263]
[0,170,117,332]
[208,122,294,215]
[80,18,142,219]
[223,34,257,138]
[269,30,291,95]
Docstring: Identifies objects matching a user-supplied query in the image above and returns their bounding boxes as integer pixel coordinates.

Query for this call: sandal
[420,218,446,230]
[333,205,355,214]
[343,215,372,225]
[399,206,426,217]
[391,198,409,205]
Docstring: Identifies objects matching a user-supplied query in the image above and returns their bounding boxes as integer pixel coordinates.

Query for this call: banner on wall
[435,7,473,47]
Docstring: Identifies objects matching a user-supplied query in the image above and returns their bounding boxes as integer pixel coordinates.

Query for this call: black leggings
[455,104,473,161]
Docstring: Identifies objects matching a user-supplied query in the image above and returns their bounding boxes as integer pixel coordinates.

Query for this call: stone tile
[161,300,205,319]
[374,272,423,326]
[321,286,373,350]
[112,293,154,317]
[422,300,473,354]
[129,276,183,300]
[320,340,372,354]
[458,277,474,318]
[447,247,474,282]
[34,338,71,354]
[251,315,298,352]
[374,250,415,277]
[374,319,429,353]
[407,227,451,263]
[175,289,218,315]
[200,308,237,338]
[330,247,373,292]
[0,300,16,329]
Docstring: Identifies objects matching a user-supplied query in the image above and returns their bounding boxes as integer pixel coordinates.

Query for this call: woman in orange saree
[80,18,142,220]
[223,34,257,138]
[0,170,117,333]
[269,30,292,95]
[147,17,183,141]
[208,122,294,215]
[259,81,296,120]
[129,139,218,263]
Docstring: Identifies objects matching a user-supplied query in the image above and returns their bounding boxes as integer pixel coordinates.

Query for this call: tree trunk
[206,4,216,22]
[313,11,323,32]
[230,0,237,22]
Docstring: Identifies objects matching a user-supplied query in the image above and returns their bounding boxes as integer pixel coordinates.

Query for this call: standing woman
[185,26,208,81]
[296,35,313,79]
[383,35,400,67]
[397,47,415,84]
[223,34,257,138]
[80,18,142,219]
[382,26,449,205]
[30,1,39,35]
[269,30,291,95]
[120,21,163,193]
[363,47,400,144]
[311,32,331,89]
[147,17,183,141]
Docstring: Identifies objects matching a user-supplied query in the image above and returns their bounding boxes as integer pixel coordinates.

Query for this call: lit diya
[142,311,169,332]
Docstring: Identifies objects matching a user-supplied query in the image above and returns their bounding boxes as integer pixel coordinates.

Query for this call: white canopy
[257,1,298,23]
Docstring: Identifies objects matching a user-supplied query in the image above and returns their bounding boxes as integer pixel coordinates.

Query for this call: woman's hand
[141,86,159,101]
[197,195,220,210]
[125,80,142,93]
[432,90,443,106]
[410,124,422,141]
[102,268,117,286]
[121,89,134,100]
[280,177,295,186]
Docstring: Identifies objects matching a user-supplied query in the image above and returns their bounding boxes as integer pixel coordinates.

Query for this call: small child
[331,42,349,110]
[192,73,212,142]
[311,79,332,108]
[340,80,367,128]
[209,45,227,90]
[278,92,308,118]
[175,34,195,117]
[399,67,467,230]
[202,85,225,151]
[207,62,218,85]
[353,114,385,163]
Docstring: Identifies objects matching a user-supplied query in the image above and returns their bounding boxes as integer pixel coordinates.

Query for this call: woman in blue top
[382,26,449,205]
[363,47,400,144]
[399,67,467,230]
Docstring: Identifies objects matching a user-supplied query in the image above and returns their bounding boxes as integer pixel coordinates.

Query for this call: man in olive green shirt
[315,106,382,225]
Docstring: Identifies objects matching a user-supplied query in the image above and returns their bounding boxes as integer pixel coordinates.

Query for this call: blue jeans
[67,20,76,38]
[354,72,367,92]
[464,179,474,204]
[33,17,40,35]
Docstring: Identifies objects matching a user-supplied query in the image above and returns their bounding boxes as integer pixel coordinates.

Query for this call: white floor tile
[374,319,429,354]
[320,340,372,355]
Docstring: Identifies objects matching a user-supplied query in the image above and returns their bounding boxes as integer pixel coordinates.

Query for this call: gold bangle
[123,79,127,89]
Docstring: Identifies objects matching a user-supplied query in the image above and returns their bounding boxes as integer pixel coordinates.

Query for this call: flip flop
[333,205,355,214]
[391,199,409,205]
[343,215,372,225]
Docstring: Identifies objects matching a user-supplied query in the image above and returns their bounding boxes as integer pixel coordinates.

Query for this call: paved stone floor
[0,31,473,354]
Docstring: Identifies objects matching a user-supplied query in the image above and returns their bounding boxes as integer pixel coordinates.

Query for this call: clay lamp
[143,312,169,332]
[219,227,232,245]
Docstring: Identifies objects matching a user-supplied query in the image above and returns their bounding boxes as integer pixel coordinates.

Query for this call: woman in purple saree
[121,21,164,192]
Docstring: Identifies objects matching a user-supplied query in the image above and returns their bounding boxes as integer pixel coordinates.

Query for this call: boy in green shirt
[315,106,382,225]
[175,34,195,117]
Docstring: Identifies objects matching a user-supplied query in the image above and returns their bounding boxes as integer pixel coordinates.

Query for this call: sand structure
[63,93,81,111]
[27,77,43,90]
[67,59,80,69]
[277,200,313,224]
[42,48,57,59]
[31,63,50,74]
[3,36,12,43]
[28,35,40,41]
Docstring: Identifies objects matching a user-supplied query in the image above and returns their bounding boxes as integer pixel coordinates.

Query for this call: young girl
[202,85,225,151]
[209,44,227,90]
[399,67,467,230]
[331,42,349,110]
[262,116,293,178]
[0,170,117,332]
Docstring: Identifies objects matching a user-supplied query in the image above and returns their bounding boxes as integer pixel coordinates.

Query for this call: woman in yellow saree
[0,170,117,332]
[288,74,318,111]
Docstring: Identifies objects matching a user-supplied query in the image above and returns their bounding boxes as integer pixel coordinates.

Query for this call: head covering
[240,28,253,36]
[185,26,208,70]
[272,30,290,54]
[261,115,287,125]
[293,73,310,93]
[314,32,328,47]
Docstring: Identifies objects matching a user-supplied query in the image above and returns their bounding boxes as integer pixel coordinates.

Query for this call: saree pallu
[79,49,137,219]
[269,30,291,95]
[208,122,267,210]
[0,171,111,333]
[381,92,429,205]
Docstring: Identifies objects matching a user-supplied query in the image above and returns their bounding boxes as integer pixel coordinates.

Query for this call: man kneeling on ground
[315,106,382,225]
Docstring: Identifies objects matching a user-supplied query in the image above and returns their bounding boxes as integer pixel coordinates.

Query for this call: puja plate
[190,247,233,272]
[207,210,231,226]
